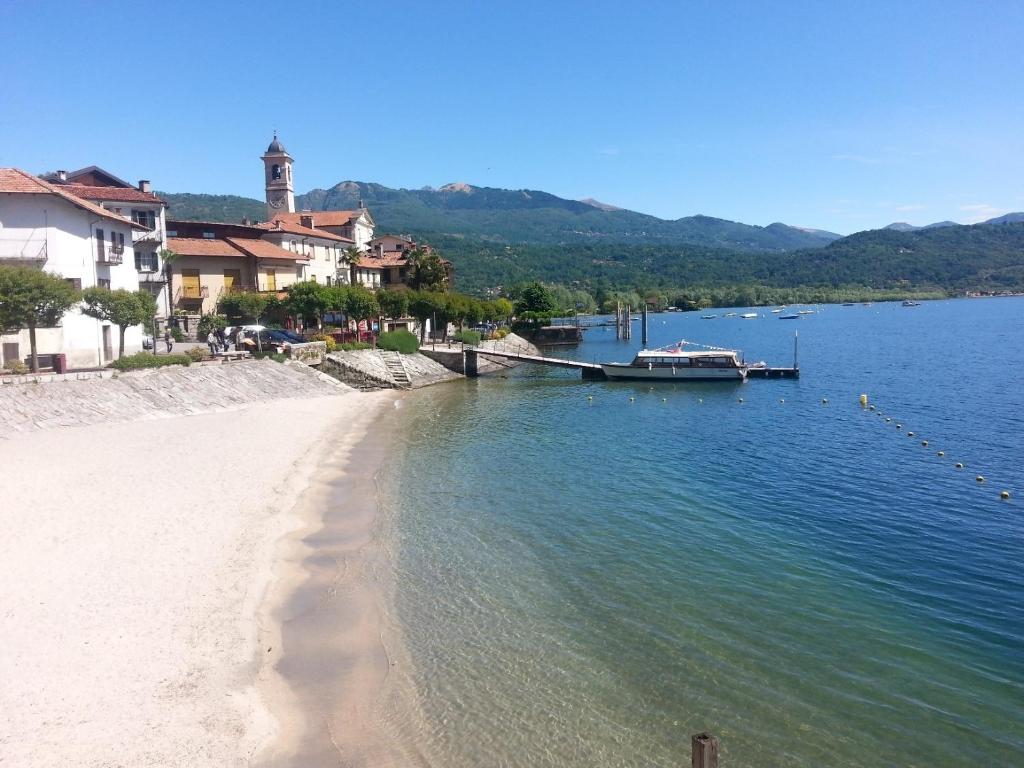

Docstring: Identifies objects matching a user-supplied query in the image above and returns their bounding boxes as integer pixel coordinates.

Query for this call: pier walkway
[467,346,607,379]
[466,346,798,380]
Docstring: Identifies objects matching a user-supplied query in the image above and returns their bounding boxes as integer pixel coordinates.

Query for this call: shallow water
[379,297,1024,767]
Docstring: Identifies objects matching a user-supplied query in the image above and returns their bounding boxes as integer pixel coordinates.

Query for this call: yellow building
[166,220,307,317]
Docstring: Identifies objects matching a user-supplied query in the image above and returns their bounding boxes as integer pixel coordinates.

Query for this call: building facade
[258,216,353,285]
[165,220,308,317]
[0,168,143,369]
[44,166,170,320]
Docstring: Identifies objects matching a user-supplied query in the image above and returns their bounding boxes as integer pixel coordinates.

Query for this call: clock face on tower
[269,193,287,209]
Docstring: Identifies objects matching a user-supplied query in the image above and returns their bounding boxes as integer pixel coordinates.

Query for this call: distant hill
[293,181,843,251]
[882,220,958,232]
[986,212,1024,225]
[158,186,1024,294]
[437,221,1024,294]
[159,192,265,224]
[159,182,842,252]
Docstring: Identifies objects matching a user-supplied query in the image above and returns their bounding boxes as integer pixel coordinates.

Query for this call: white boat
[601,342,748,381]
[740,312,758,319]
[798,310,815,314]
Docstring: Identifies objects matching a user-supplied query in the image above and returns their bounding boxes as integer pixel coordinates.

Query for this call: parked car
[142,334,154,350]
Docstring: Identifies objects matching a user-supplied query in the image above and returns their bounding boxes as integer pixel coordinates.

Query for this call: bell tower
[262,132,294,219]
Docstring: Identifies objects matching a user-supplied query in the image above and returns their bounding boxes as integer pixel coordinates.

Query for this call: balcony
[175,285,209,304]
[96,245,124,265]
[0,238,47,265]
[132,225,163,244]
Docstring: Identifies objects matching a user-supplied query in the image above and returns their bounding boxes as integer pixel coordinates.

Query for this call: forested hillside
[158,187,1024,296]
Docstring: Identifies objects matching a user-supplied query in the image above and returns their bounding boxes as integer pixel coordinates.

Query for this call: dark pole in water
[642,304,648,345]
[624,305,631,340]
[691,733,719,768]
[616,302,621,339]
[794,330,799,370]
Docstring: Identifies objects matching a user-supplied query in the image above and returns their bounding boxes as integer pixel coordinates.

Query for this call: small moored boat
[779,314,800,320]
[902,300,921,307]
[740,312,758,319]
[601,341,748,381]
[701,314,717,319]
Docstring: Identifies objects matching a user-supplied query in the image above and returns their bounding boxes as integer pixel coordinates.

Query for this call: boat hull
[600,364,747,381]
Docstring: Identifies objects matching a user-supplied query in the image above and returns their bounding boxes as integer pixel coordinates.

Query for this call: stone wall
[286,340,327,365]
[0,358,350,439]
[418,333,542,376]
[321,350,462,390]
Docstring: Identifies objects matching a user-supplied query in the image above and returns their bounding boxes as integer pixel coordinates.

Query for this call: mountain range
[161,181,843,252]
[158,182,1024,294]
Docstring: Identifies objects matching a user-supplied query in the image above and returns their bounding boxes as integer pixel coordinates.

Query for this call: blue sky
[2,0,1022,234]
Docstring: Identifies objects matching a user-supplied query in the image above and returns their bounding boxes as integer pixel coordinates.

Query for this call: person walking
[207,330,217,356]
[164,328,173,354]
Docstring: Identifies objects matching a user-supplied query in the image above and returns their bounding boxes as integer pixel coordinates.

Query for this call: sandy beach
[0,388,394,766]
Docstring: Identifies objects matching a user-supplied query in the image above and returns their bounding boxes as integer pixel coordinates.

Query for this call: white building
[44,166,171,320]
[259,134,376,251]
[0,168,144,370]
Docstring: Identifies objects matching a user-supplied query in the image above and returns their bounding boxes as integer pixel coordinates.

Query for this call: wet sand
[256,394,428,767]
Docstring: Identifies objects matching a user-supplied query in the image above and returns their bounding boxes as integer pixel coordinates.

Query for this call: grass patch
[377,330,419,354]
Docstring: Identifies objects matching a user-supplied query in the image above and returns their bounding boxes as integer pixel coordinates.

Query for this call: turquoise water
[379,298,1024,767]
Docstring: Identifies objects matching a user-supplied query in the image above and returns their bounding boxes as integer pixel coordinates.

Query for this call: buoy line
[856,395,1011,501]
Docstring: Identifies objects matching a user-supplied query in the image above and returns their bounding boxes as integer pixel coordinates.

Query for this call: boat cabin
[632,349,743,368]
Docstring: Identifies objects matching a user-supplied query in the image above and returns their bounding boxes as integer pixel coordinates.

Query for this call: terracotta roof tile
[62,183,166,205]
[0,168,144,227]
[274,210,362,228]
[356,253,409,268]
[257,219,353,242]
[226,237,308,261]
[166,237,245,258]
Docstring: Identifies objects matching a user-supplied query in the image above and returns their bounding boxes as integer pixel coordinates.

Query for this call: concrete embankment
[320,349,462,390]
[0,358,349,438]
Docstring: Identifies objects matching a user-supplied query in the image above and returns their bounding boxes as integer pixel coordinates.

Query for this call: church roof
[274,210,371,228]
[266,134,287,153]
[257,219,354,243]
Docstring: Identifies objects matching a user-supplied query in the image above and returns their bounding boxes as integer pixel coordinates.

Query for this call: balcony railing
[132,225,163,244]
[0,239,47,264]
[175,285,209,303]
[96,245,124,265]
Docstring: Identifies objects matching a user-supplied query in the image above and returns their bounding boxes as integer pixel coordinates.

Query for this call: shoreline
[0,388,394,766]
[253,389,415,767]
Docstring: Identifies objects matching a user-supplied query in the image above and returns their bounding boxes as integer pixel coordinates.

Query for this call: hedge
[376,330,419,354]
[452,330,482,346]
[110,352,191,371]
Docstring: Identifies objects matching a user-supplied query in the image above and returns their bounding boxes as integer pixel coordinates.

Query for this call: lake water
[377,297,1024,767]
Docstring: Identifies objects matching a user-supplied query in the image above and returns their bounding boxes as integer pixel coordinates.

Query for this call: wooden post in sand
[691,732,719,768]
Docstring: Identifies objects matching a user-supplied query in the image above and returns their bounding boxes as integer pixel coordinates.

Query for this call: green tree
[81,287,152,360]
[345,285,380,328]
[377,288,409,320]
[408,290,447,342]
[235,292,270,323]
[407,247,449,291]
[285,280,329,329]
[514,281,557,314]
[0,266,81,372]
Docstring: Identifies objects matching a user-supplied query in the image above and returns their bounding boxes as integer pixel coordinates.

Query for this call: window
[98,278,111,289]
[131,209,156,228]
[326,276,332,286]
[271,164,281,180]
[135,252,158,272]
[65,277,82,291]
[96,228,105,258]
[111,232,125,254]
[202,232,215,239]
[166,230,177,237]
